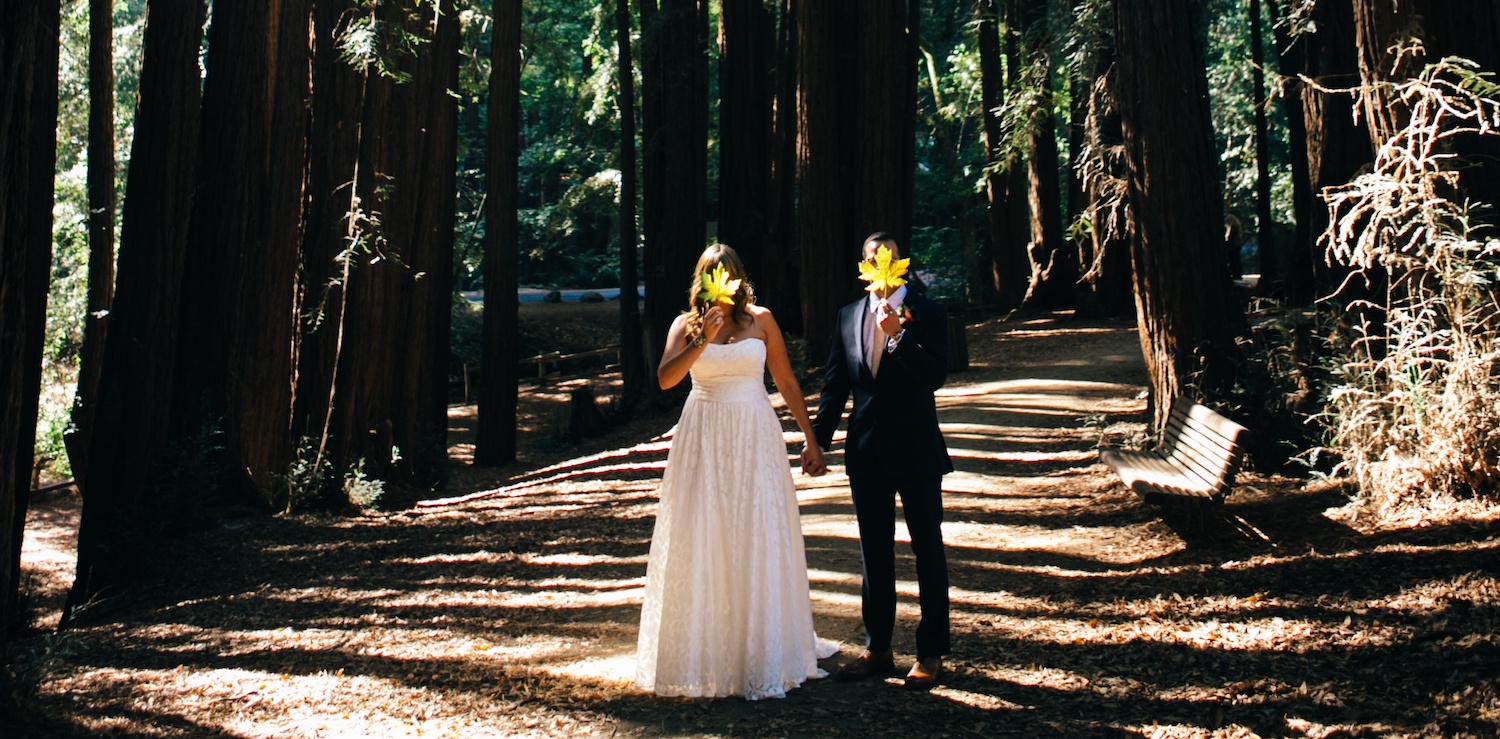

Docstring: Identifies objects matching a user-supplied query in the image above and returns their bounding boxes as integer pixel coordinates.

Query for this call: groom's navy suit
[812,289,952,660]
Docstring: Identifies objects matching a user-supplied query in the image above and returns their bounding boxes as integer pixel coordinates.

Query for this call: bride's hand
[701,305,729,344]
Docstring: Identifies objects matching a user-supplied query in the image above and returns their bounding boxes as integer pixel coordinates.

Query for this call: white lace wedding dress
[636,338,838,700]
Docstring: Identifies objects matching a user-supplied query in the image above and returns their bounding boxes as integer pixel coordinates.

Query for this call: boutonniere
[858,245,910,294]
[895,304,917,326]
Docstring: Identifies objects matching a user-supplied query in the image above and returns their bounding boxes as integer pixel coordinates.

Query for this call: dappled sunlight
[18,314,1500,737]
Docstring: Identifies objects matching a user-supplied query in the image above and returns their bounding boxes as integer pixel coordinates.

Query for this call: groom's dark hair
[862,231,900,256]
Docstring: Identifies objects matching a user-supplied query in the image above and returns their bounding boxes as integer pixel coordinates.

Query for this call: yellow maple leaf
[698,264,742,305]
[858,245,910,293]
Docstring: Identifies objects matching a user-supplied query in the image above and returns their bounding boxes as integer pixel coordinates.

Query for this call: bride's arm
[758,308,824,471]
[657,308,724,389]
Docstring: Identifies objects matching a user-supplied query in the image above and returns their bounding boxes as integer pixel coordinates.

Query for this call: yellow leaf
[698,264,741,305]
[858,245,910,293]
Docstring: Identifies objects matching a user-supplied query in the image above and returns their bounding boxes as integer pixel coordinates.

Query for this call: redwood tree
[718,0,774,282]
[1,0,61,638]
[796,0,916,362]
[69,0,207,612]
[476,0,522,466]
[296,0,460,491]
[1114,0,1239,429]
[172,0,303,507]
[615,0,646,413]
[642,0,709,369]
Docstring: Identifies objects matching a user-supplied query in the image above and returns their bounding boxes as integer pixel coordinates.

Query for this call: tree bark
[477,0,522,466]
[797,0,915,362]
[1293,0,1371,304]
[761,0,799,331]
[1013,0,1071,312]
[852,0,916,249]
[296,0,459,491]
[977,0,1026,311]
[718,0,773,281]
[68,0,206,613]
[1,0,61,639]
[795,0,857,361]
[1266,0,1315,305]
[1114,0,1238,429]
[615,0,646,414]
[174,0,300,509]
[643,0,709,371]
[67,0,115,488]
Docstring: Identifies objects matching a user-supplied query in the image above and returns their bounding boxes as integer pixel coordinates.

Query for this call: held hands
[800,441,828,476]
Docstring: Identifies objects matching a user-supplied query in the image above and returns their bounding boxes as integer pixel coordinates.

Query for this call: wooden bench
[1099,397,1249,505]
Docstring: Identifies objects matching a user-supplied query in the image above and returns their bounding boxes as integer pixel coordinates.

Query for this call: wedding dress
[636,338,837,699]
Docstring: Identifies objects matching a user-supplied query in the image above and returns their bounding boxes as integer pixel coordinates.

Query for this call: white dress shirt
[864,285,908,377]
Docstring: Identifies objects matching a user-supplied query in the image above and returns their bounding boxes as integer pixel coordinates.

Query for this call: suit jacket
[812,291,953,481]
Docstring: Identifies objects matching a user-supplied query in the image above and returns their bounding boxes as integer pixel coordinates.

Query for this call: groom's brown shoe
[904,657,943,690]
[836,650,894,681]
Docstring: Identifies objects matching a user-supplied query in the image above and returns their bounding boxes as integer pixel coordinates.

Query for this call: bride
[635,244,837,699]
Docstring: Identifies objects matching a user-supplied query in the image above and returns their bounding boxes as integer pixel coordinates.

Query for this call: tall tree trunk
[615,0,646,414]
[795,0,857,361]
[977,0,1025,311]
[1267,0,1315,306]
[1,0,61,640]
[1295,0,1371,304]
[1249,0,1276,285]
[635,0,667,375]
[174,0,296,509]
[643,0,709,370]
[761,0,799,331]
[477,0,522,466]
[296,0,459,491]
[68,0,206,615]
[67,0,115,488]
[296,0,369,487]
[256,0,312,506]
[1071,0,1132,320]
[1014,0,1071,312]
[797,0,915,362]
[718,0,773,280]
[852,0,916,249]
[1114,0,1238,430]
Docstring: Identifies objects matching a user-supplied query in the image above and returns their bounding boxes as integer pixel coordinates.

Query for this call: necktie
[868,305,884,377]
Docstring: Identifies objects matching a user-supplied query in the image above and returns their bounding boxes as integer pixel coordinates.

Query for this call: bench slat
[1100,399,1247,505]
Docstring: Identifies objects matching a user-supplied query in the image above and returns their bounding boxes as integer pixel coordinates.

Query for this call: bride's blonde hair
[683,244,755,340]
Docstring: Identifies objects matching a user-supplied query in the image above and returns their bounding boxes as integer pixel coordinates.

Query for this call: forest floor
[6,302,1500,738]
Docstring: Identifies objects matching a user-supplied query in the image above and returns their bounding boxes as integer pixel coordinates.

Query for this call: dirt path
[8,313,1499,738]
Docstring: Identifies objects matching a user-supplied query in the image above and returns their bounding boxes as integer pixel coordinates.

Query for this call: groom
[803,232,952,690]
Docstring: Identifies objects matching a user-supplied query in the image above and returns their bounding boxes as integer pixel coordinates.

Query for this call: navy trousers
[848,470,950,659]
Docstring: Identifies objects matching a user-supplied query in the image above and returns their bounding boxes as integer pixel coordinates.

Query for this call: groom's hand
[876,302,904,337]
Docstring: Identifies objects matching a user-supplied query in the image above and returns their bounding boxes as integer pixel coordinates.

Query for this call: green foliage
[337,1,434,83]
[1206,0,1294,255]
[450,293,484,379]
[277,437,334,513]
[343,457,387,509]
[1320,57,1500,518]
